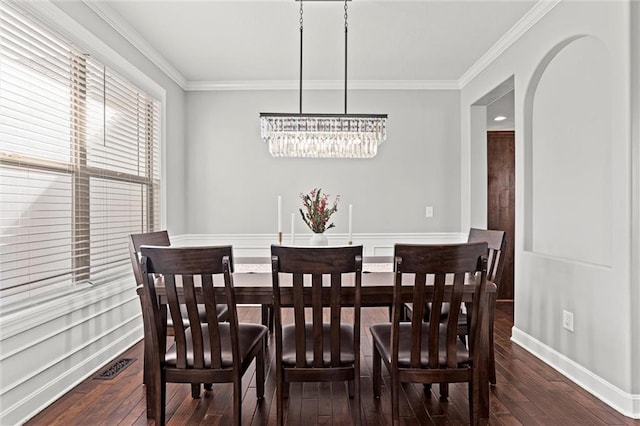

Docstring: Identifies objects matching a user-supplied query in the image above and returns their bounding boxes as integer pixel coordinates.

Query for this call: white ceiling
[88,0,541,89]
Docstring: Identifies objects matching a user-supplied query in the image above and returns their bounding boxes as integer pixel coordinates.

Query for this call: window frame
[0,0,166,310]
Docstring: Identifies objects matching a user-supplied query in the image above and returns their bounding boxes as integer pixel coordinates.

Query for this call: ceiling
[88,0,540,89]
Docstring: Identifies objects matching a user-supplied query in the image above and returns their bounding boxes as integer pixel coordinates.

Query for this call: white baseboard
[172,232,467,257]
[0,279,144,425]
[511,326,640,419]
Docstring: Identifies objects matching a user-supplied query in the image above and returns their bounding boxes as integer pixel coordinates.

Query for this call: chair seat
[404,302,452,322]
[165,323,267,368]
[281,323,355,366]
[370,322,469,367]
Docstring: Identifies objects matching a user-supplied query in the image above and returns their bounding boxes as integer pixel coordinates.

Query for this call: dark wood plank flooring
[26,303,640,425]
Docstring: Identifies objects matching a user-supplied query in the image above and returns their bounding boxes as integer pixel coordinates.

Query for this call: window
[0,2,160,309]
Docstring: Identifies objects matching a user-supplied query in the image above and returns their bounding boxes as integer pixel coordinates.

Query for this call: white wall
[629,0,640,398]
[185,89,462,235]
[461,0,638,418]
[0,2,186,424]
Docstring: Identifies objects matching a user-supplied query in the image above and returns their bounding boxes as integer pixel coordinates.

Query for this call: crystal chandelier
[260,0,387,159]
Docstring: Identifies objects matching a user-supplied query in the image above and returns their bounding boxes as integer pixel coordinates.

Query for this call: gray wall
[462,0,639,417]
[185,89,462,235]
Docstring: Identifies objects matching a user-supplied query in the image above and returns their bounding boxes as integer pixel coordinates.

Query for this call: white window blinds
[0,2,161,309]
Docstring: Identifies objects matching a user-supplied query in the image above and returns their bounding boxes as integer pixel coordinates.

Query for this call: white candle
[277,195,282,233]
[348,204,353,243]
[290,213,295,245]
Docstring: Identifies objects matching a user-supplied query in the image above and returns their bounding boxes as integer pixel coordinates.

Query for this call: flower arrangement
[299,188,340,234]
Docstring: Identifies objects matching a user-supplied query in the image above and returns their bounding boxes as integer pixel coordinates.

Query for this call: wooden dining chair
[402,228,506,386]
[370,242,489,425]
[465,228,506,385]
[128,231,229,398]
[270,245,363,425]
[138,245,267,426]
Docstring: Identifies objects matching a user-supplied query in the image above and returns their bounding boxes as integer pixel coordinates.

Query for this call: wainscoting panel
[173,232,467,258]
[0,278,143,425]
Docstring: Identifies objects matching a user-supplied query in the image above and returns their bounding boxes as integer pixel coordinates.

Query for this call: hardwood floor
[27,303,639,425]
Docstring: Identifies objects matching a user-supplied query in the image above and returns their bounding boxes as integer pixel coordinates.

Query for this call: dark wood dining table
[153,270,494,419]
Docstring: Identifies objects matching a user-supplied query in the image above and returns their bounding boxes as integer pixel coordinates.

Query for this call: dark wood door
[487,131,514,300]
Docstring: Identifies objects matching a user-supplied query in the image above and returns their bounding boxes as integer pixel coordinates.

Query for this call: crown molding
[83,0,557,93]
[82,0,188,90]
[185,79,460,91]
[458,0,561,88]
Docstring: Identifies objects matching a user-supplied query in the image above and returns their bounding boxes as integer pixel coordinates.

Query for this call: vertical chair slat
[312,273,323,368]
[428,273,446,369]
[330,272,341,367]
[183,275,204,369]
[390,257,403,378]
[446,272,465,368]
[164,274,187,369]
[293,272,306,368]
[410,272,426,369]
[202,274,222,369]
[223,256,242,374]
[353,256,362,392]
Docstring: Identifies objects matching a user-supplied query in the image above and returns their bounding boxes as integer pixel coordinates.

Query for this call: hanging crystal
[260,113,387,159]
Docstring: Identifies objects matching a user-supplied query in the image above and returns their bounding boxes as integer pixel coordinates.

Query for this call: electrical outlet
[562,310,574,332]
[425,206,433,218]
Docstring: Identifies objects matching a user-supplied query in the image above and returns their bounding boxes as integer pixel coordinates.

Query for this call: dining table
[151,264,494,419]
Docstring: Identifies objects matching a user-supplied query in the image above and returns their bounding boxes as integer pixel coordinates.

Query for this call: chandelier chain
[344,0,348,114]
[299,0,304,113]
[344,0,348,29]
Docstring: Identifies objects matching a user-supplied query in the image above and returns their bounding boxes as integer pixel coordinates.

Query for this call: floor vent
[96,358,135,380]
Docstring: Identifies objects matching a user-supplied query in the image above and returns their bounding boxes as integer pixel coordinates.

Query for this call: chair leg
[233,377,242,426]
[256,340,265,399]
[261,304,274,333]
[391,373,400,425]
[269,306,274,333]
[354,366,361,425]
[489,297,497,385]
[469,379,478,426]
[149,372,165,425]
[204,383,212,391]
[159,380,167,426]
[191,383,201,399]
[458,333,468,346]
[276,375,284,425]
[348,379,355,398]
[439,383,449,402]
[372,345,381,398]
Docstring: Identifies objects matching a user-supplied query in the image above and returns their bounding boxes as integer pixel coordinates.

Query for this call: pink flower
[299,188,340,233]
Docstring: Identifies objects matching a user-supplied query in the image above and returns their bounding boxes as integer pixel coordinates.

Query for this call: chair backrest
[139,245,238,370]
[467,228,506,287]
[393,242,488,369]
[128,230,171,285]
[270,245,363,368]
